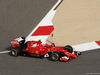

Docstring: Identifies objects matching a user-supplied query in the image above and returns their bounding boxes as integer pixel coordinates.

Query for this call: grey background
[0,0,57,51]
[0,0,100,75]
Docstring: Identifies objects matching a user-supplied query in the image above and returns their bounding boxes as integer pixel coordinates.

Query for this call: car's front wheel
[64,45,73,53]
[50,52,60,61]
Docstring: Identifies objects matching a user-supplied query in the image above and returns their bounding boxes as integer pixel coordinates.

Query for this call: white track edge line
[0,51,10,54]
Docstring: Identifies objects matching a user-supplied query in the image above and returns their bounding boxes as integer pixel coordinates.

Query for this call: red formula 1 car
[11,37,81,62]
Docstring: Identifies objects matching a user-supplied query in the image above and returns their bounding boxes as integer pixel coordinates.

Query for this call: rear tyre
[50,52,60,61]
[64,45,73,53]
[11,48,20,57]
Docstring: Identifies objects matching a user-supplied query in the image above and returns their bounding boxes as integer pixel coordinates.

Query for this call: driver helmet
[38,40,42,43]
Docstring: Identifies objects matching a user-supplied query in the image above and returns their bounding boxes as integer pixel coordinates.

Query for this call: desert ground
[48,0,100,46]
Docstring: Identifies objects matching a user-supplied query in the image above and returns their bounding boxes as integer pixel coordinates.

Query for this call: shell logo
[66,52,69,53]
[35,51,39,54]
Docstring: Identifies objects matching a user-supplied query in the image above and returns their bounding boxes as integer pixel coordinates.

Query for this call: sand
[47,0,100,46]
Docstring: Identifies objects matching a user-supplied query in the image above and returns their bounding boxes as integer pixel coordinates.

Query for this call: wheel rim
[11,49,17,56]
[51,54,58,61]
[52,55,56,60]
[12,50,15,55]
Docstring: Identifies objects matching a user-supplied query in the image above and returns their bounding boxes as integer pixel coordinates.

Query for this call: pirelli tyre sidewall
[11,48,19,57]
[50,52,60,61]
[64,45,73,53]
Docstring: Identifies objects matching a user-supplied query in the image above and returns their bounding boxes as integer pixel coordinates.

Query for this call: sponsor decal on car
[35,51,39,54]
[33,51,34,53]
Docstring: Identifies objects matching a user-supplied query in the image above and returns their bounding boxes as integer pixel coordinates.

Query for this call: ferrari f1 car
[11,37,81,62]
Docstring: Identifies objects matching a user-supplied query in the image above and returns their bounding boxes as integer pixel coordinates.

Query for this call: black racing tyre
[11,48,20,57]
[50,52,60,61]
[64,45,73,53]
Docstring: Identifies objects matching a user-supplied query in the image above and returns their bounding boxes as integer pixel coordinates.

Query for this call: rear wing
[26,0,63,44]
[11,37,24,48]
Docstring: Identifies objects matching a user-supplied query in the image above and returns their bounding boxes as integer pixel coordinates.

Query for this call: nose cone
[71,54,77,58]
[64,51,77,58]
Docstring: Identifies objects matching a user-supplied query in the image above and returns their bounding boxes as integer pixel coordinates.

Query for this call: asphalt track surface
[0,0,100,75]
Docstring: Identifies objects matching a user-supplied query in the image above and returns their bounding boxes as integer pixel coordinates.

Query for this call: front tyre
[50,52,59,61]
[11,48,19,57]
[64,45,73,53]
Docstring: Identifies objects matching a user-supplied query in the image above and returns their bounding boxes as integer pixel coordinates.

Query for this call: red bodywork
[11,37,23,47]
[22,41,62,55]
[22,41,77,62]
[11,40,19,47]
[11,38,79,62]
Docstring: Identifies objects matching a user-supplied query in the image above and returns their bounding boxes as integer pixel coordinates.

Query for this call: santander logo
[11,41,18,44]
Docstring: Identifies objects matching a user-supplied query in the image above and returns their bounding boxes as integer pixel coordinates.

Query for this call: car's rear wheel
[11,48,20,57]
[64,45,73,53]
[50,52,59,61]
